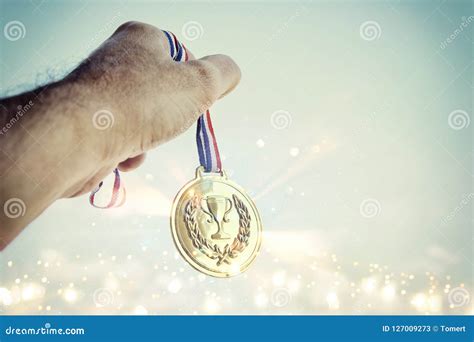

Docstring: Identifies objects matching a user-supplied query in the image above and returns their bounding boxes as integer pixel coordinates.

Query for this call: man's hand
[0,21,241,250]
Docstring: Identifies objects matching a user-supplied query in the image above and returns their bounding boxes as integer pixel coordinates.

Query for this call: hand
[0,21,241,249]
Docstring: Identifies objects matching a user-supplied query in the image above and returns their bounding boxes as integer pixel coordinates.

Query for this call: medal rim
[170,167,262,278]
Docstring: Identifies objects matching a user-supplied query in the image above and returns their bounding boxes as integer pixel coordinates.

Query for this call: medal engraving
[171,167,262,277]
[200,195,233,240]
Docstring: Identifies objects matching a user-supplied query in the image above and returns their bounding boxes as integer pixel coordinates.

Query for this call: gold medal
[171,167,262,277]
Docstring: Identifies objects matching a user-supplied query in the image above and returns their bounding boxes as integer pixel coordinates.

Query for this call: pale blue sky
[1,0,472,314]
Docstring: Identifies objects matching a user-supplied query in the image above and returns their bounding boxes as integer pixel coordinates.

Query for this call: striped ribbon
[90,30,222,208]
[89,168,125,208]
[163,30,222,172]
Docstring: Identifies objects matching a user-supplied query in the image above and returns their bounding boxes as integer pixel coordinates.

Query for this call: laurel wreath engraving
[184,194,251,266]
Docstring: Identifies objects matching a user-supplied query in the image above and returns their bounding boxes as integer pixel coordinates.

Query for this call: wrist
[0,78,113,247]
[1,79,105,203]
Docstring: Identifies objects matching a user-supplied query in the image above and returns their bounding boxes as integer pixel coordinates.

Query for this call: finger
[186,54,241,102]
[118,153,146,172]
[154,54,241,144]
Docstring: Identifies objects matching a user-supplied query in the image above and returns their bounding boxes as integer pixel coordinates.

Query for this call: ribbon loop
[89,168,126,209]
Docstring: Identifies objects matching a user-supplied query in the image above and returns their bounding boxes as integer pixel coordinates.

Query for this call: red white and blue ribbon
[89,168,125,208]
[163,30,222,173]
[90,30,222,208]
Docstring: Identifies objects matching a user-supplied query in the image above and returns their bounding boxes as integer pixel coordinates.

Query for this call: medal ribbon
[90,30,222,208]
[163,30,222,173]
[89,168,125,208]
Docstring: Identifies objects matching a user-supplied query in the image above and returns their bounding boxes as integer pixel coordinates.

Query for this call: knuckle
[114,21,160,37]
[113,21,168,54]
[114,21,142,33]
